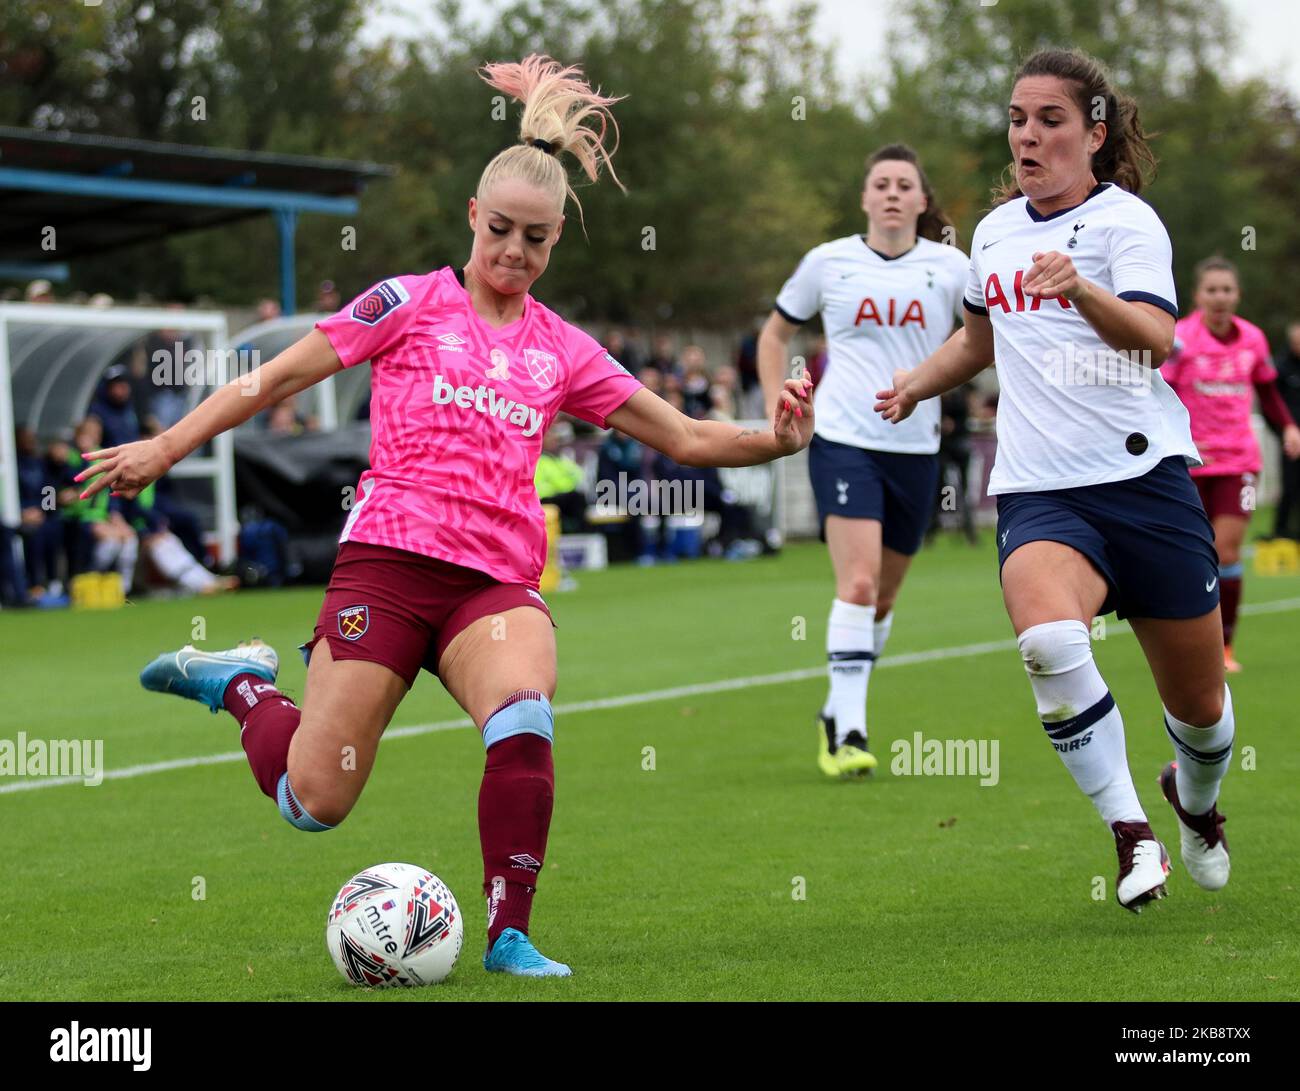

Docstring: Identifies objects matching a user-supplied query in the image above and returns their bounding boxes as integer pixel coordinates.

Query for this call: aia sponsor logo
[853,297,926,328]
[984,270,1072,314]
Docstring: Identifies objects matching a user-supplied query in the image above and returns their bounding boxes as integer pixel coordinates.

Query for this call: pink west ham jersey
[316,267,642,587]
[1162,311,1275,477]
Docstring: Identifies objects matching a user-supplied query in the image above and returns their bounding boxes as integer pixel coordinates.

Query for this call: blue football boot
[483,927,572,978]
[140,640,279,713]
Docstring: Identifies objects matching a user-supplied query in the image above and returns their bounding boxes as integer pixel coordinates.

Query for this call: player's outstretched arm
[875,311,994,424]
[76,329,343,500]
[606,372,813,468]
[757,310,801,420]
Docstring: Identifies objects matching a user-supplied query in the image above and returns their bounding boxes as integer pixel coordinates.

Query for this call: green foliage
[2,0,1296,337]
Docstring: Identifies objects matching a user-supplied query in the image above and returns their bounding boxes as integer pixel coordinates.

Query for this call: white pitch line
[4,595,1299,796]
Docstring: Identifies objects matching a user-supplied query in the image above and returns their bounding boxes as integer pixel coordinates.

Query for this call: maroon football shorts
[301,541,553,687]
[1194,473,1255,520]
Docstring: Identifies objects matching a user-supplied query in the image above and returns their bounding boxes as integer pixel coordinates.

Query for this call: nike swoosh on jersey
[981,239,1002,251]
[1206,578,1218,592]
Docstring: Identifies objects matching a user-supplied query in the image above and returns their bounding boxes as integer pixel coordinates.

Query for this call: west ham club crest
[337,604,370,641]
[523,348,558,390]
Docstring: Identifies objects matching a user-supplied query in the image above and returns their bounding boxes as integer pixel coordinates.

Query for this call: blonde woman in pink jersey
[1162,256,1300,672]
[76,55,814,979]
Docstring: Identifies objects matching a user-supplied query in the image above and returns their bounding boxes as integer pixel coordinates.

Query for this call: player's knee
[1166,685,1226,729]
[1017,619,1093,677]
[276,771,349,831]
[482,690,555,747]
[838,573,877,606]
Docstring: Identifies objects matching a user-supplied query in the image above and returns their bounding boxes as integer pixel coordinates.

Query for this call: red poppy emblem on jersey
[337,605,369,641]
[523,349,558,390]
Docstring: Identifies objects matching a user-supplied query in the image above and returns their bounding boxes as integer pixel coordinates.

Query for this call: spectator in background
[595,426,644,560]
[25,279,55,304]
[144,306,191,429]
[265,395,320,436]
[680,345,712,418]
[930,384,979,546]
[73,417,139,589]
[316,280,342,312]
[648,333,679,377]
[603,327,644,372]
[15,427,64,601]
[0,521,23,605]
[45,434,87,579]
[87,365,141,449]
[597,427,643,486]
[735,322,761,400]
[1274,320,1300,540]
[708,382,737,422]
[256,298,282,323]
[121,338,163,435]
[138,420,207,563]
[637,364,664,397]
[535,420,588,532]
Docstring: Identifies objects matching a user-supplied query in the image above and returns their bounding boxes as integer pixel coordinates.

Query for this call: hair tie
[529,137,557,155]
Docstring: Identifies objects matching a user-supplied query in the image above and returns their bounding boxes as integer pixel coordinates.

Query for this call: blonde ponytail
[476,54,626,222]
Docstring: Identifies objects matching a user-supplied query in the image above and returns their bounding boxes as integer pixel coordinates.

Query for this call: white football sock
[149,531,217,593]
[823,598,875,745]
[873,611,895,661]
[1165,685,1234,815]
[94,536,138,587]
[1019,620,1145,826]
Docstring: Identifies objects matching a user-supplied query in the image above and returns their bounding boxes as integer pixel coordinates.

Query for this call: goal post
[0,303,236,564]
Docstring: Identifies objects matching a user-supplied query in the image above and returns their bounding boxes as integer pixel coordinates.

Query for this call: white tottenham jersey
[775,235,969,454]
[964,183,1199,494]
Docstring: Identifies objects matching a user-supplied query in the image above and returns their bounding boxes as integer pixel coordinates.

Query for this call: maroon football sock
[478,732,554,945]
[1220,576,1242,646]
[223,673,301,799]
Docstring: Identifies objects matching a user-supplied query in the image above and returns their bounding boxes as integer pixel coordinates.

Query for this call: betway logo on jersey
[432,375,544,437]
[984,270,1072,313]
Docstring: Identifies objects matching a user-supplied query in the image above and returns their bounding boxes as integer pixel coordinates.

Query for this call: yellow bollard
[538,503,561,595]
[71,571,126,610]
[1255,538,1300,576]
[98,571,126,607]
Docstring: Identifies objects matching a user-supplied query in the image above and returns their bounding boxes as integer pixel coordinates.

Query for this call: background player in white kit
[759,145,969,778]
[878,49,1233,912]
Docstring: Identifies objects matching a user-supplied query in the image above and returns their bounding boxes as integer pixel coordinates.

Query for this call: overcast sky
[366,0,1300,100]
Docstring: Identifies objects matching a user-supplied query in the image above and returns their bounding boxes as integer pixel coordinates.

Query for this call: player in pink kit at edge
[1161,256,1300,672]
[76,55,814,978]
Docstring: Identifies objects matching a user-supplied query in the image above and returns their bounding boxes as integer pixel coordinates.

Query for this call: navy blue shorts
[808,435,939,556]
[996,457,1220,621]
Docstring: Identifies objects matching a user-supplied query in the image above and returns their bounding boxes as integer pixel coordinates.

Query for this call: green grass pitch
[1,532,1297,1001]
